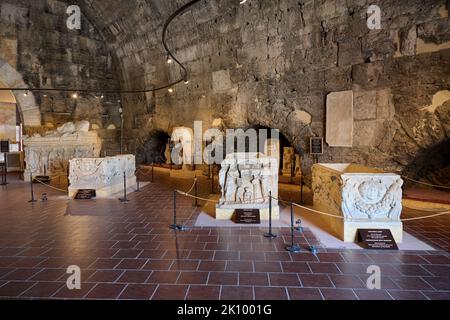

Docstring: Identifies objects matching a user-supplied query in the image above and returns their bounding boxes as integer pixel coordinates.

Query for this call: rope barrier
[401,175,450,189]
[400,211,450,221]
[170,175,450,222]
[34,179,68,194]
[176,190,219,203]
[136,168,152,177]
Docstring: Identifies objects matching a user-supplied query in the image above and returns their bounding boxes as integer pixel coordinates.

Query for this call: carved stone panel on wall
[326,90,354,147]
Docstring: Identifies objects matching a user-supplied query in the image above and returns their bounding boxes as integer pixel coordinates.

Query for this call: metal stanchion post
[300,175,304,204]
[211,166,215,194]
[119,172,130,203]
[151,163,154,182]
[135,170,140,192]
[169,190,190,231]
[286,202,301,252]
[170,190,178,230]
[193,178,199,207]
[264,191,277,239]
[29,173,36,203]
[290,156,294,184]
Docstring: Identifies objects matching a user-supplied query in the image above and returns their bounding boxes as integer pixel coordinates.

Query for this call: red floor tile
[220,286,253,300]
[177,271,209,285]
[0,281,36,297]
[208,272,238,285]
[299,274,334,288]
[21,282,65,298]
[186,285,221,300]
[118,284,157,300]
[320,288,358,300]
[86,283,126,299]
[147,271,180,284]
[288,288,323,300]
[152,285,188,300]
[239,273,269,286]
[254,287,288,300]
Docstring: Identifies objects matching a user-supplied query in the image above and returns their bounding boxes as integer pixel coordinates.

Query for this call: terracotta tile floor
[0,172,448,300]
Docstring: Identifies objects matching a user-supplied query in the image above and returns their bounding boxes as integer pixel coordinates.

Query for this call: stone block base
[69,177,137,199]
[344,221,403,243]
[216,206,280,221]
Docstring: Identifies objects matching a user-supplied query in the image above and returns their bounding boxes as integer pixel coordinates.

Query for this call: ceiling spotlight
[23,91,28,97]
[184,78,189,85]
[72,93,78,99]
[100,95,104,99]
[43,94,48,97]
[168,88,174,93]
[166,55,173,64]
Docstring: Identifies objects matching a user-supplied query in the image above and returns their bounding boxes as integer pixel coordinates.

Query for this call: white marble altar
[68,154,136,198]
[312,163,403,242]
[23,121,101,180]
[216,153,279,220]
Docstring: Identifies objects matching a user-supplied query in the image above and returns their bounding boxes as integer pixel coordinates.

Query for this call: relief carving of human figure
[225,164,239,204]
[251,172,263,203]
[219,164,229,202]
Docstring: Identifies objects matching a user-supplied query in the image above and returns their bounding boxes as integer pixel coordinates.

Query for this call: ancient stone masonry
[1,0,449,184]
[71,0,449,183]
[0,0,121,153]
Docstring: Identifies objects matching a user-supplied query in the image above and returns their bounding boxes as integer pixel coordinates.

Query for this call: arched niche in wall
[0,58,41,128]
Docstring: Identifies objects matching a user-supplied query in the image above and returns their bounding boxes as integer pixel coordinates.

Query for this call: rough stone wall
[7,0,449,183]
[96,0,449,182]
[0,0,122,155]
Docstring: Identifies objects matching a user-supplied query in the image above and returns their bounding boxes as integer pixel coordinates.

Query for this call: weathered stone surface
[0,0,448,185]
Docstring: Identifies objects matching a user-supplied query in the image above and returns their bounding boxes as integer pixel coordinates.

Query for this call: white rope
[272,196,450,222]
[34,179,68,194]
[401,211,450,221]
[402,176,450,189]
[183,178,197,195]
[176,190,219,203]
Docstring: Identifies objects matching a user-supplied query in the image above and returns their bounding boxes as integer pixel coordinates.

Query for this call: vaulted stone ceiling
[73,0,226,90]
[58,0,450,184]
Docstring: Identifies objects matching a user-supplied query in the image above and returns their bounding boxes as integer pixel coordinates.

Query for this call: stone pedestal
[216,153,279,221]
[68,154,136,198]
[312,163,404,243]
[23,121,101,180]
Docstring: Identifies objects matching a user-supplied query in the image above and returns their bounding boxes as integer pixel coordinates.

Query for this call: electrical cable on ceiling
[0,0,202,95]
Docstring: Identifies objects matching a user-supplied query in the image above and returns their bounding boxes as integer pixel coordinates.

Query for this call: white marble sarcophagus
[23,121,101,180]
[216,153,279,220]
[312,163,403,243]
[68,154,136,198]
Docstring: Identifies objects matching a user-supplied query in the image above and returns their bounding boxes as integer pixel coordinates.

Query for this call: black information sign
[233,209,261,224]
[75,189,97,200]
[0,141,10,153]
[310,137,323,155]
[358,229,398,250]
